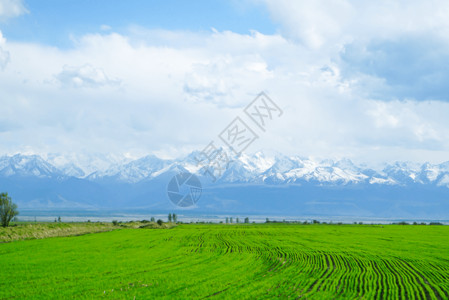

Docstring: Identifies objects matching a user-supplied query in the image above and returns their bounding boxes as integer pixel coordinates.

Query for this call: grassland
[0,222,115,243]
[0,221,176,242]
[1,223,449,299]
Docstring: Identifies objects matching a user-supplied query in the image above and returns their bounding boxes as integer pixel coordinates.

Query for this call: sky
[1,0,449,166]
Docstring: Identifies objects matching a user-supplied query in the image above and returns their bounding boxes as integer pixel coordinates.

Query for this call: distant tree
[396,221,409,225]
[266,218,270,223]
[226,217,229,224]
[157,219,163,226]
[151,217,155,222]
[112,220,119,226]
[236,218,240,223]
[54,218,57,223]
[173,213,177,223]
[230,217,233,223]
[244,217,249,223]
[168,213,172,222]
[313,220,320,224]
[58,216,61,223]
[0,193,19,227]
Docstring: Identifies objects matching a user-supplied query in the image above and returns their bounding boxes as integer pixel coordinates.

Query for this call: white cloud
[0,46,9,70]
[184,54,273,107]
[0,20,449,166]
[56,64,120,88]
[0,0,28,21]
[264,0,354,49]
[0,31,9,70]
[264,0,449,48]
[264,0,449,102]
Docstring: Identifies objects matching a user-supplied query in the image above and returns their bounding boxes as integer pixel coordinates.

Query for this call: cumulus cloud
[339,37,449,101]
[265,0,449,48]
[0,0,28,21]
[184,54,273,107]
[1,16,449,166]
[264,0,354,49]
[264,0,449,102]
[56,64,120,88]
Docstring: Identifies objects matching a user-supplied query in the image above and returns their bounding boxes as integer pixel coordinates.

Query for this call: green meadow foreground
[1,223,449,299]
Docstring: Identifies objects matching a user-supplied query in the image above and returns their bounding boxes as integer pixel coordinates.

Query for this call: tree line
[1,192,447,227]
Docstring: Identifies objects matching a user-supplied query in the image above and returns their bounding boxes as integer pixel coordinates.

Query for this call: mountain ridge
[1,152,449,188]
[1,152,449,218]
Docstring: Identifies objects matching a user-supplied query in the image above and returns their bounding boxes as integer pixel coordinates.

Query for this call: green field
[1,224,449,299]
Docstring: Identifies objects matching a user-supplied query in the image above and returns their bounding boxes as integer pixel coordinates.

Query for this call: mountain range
[1,152,448,219]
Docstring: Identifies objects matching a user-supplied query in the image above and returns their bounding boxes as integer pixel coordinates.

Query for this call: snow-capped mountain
[0,154,63,178]
[1,152,449,217]
[418,162,449,185]
[87,155,172,183]
[58,163,85,178]
[2,152,449,188]
[44,152,132,177]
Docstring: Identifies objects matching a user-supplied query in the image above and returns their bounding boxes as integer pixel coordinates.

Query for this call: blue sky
[1,0,449,167]
[1,0,275,47]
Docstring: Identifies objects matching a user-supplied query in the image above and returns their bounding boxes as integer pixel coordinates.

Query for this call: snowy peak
[87,154,172,183]
[45,152,132,177]
[0,154,62,178]
[382,162,420,184]
[1,152,449,188]
[59,163,85,178]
